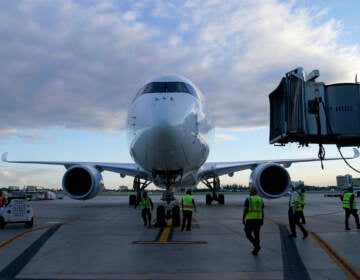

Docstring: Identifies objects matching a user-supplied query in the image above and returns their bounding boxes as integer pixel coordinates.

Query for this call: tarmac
[0,193,359,280]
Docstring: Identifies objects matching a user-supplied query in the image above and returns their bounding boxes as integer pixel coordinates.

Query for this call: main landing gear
[202,176,224,205]
[129,177,151,206]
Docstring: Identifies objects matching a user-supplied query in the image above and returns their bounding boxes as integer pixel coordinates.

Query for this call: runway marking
[158,218,172,242]
[0,224,61,279]
[133,218,207,245]
[0,218,79,251]
[134,241,207,245]
[278,224,311,280]
[266,217,360,280]
[310,231,360,280]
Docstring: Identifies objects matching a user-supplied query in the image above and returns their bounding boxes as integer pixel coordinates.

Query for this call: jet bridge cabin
[269,67,360,147]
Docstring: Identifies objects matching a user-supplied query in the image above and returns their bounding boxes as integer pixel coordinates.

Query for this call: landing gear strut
[129,177,151,206]
[158,183,180,227]
[202,176,224,205]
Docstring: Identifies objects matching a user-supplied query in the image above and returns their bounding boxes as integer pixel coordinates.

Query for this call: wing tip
[1,152,8,162]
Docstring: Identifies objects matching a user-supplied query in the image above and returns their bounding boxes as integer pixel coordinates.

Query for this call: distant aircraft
[2,74,359,204]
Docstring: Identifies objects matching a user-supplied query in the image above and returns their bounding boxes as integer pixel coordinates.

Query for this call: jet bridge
[269,67,360,147]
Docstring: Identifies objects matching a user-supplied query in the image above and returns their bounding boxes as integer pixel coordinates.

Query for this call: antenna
[356,74,358,84]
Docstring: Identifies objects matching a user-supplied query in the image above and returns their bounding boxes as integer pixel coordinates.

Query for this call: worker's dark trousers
[141,209,152,226]
[182,210,193,231]
[345,208,360,228]
[288,207,307,236]
[299,206,306,224]
[244,219,262,249]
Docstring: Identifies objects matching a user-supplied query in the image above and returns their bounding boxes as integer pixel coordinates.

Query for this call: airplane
[2,74,359,207]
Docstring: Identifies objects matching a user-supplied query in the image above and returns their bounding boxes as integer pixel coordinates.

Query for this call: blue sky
[1,0,360,189]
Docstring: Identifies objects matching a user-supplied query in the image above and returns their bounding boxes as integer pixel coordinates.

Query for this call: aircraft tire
[129,194,136,206]
[157,205,166,227]
[218,194,224,204]
[172,205,180,227]
[206,194,212,205]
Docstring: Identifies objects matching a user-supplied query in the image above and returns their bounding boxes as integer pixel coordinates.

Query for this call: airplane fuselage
[126,74,213,188]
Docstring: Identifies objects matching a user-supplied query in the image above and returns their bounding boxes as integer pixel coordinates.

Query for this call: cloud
[215,133,237,142]
[0,0,359,136]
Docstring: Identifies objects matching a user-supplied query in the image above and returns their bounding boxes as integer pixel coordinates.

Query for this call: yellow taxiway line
[266,217,360,280]
[0,218,79,251]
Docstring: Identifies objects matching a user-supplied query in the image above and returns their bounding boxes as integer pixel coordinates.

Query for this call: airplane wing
[198,148,359,180]
[1,152,150,180]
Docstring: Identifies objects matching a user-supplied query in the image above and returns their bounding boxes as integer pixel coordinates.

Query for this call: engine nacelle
[250,163,290,199]
[62,165,104,200]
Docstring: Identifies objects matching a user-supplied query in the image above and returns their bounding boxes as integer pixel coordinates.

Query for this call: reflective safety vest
[246,195,263,220]
[141,197,151,210]
[291,191,302,211]
[299,192,306,206]
[343,192,357,209]
[182,194,194,211]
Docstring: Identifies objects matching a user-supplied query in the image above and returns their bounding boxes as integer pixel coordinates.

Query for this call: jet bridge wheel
[206,194,212,205]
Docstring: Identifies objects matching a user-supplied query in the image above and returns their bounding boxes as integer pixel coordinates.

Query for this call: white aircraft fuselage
[127,74,212,188]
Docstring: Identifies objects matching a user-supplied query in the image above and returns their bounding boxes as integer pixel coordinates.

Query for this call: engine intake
[62,165,104,200]
[250,163,290,199]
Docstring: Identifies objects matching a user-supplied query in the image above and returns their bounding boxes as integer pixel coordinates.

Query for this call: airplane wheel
[172,205,180,227]
[218,194,224,204]
[129,194,136,206]
[157,205,166,227]
[206,194,212,205]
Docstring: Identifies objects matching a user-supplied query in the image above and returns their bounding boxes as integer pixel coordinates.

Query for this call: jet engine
[62,165,104,200]
[250,163,290,199]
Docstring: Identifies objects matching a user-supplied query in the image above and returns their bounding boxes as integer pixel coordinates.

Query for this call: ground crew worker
[242,187,264,255]
[341,187,360,230]
[181,189,196,231]
[135,191,153,228]
[299,188,306,224]
[288,185,308,239]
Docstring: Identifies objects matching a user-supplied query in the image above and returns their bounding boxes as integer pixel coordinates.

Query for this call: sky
[1,0,360,189]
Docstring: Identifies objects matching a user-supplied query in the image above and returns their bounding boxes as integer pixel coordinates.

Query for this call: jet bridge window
[140,82,197,96]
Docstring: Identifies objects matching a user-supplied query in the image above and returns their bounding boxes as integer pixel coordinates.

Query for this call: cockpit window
[139,82,197,96]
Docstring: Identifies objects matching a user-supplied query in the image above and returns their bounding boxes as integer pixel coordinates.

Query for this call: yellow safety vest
[291,191,302,211]
[299,192,306,206]
[141,197,151,210]
[182,194,193,211]
[343,192,357,209]
[246,195,263,220]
